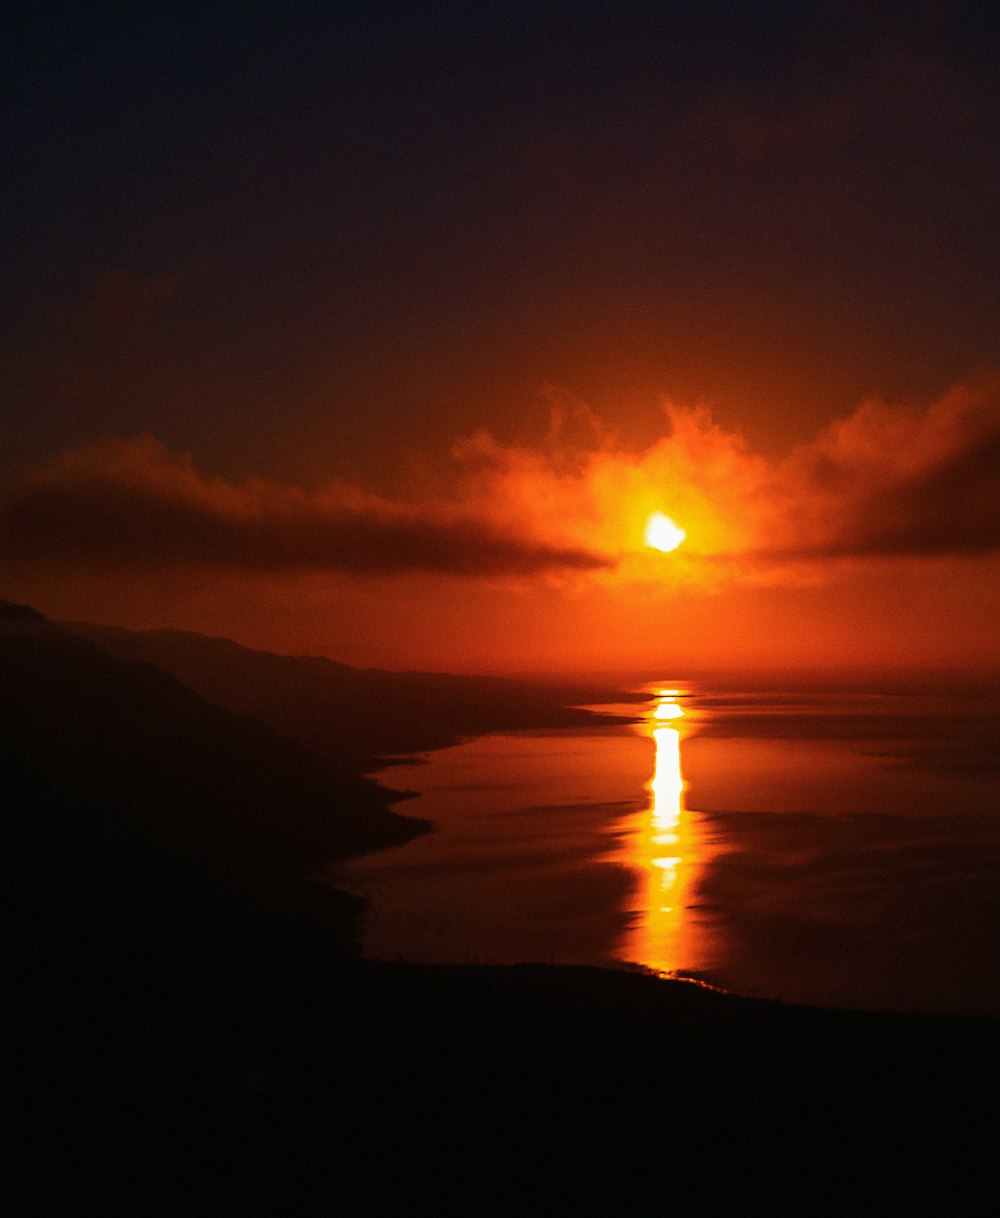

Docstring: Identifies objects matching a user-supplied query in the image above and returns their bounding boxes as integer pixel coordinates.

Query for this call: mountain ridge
[2,599,427,969]
[65,618,642,767]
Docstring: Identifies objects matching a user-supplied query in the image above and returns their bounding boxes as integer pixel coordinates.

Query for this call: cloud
[762,375,1000,563]
[435,375,1000,585]
[0,436,612,578]
[3,375,998,593]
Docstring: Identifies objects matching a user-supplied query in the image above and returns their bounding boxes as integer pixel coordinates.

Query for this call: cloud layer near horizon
[760,377,1000,563]
[433,373,1000,583]
[0,436,610,578]
[2,375,998,588]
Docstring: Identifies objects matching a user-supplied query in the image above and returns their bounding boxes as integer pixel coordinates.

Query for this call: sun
[644,512,686,553]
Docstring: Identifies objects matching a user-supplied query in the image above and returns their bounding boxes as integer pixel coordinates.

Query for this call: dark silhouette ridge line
[5,596,999,1212]
[64,617,643,769]
[2,597,429,970]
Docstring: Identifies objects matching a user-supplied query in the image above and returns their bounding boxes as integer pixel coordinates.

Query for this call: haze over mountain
[66,620,640,767]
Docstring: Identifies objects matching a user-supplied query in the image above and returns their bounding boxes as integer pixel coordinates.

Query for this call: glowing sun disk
[645,512,686,553]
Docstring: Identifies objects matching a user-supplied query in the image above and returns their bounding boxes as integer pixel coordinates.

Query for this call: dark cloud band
[0,438,613,578]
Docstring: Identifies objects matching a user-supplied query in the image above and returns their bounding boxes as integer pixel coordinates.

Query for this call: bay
[332,677,1000,1015]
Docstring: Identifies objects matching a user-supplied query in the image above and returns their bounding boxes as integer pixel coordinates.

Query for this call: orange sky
[4,7,998,675]
[3,374,998,675]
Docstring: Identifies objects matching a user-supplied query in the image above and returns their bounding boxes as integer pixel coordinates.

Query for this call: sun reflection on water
[615,687,713,977]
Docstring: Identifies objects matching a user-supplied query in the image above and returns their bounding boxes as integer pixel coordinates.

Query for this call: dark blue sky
[3,1,997,486]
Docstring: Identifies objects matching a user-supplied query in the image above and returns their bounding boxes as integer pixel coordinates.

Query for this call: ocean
[332,676,1000,1015]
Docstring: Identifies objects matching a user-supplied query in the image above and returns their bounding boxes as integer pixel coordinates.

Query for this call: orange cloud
[441,373,1000,585]
[3,375,998,596]
[0,436,611,578]
[761,375,1000,563]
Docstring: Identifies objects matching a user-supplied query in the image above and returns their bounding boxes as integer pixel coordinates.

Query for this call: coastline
[8,603,998,1211]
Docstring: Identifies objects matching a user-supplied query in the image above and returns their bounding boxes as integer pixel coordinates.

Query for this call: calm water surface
[333,679,1000,1015]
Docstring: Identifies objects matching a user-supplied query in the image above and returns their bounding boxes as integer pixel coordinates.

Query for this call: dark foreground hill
[14,954,1000,1214]
[2,599,426,967]
[67,619,641,766]
[8,599,999,1214]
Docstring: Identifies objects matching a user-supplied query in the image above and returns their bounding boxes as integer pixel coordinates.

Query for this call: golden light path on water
[614,687,713,977]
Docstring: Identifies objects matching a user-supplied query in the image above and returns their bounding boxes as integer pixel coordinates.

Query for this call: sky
[2,1,998,673]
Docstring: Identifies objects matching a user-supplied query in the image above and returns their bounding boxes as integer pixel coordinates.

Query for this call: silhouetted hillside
[2,599,426,965]
[67,621,641,766]
[7,600,999,1215]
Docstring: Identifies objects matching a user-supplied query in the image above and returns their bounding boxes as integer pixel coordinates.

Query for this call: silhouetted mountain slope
[7,599,999,1215]
[66,621,640,766]
[15,955,1000,1214]
[2,599,425,964]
